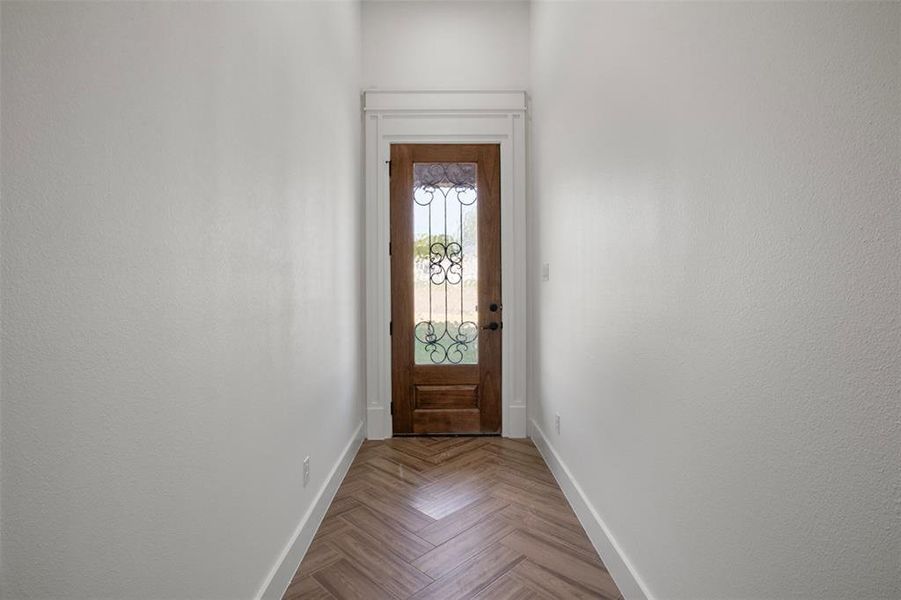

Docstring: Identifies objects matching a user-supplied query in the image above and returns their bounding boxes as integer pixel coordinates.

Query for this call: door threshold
[392,433,501,438]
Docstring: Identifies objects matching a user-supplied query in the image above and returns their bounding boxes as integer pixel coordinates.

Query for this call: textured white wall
[362,0,529,90]
[0,2,363,599]
[529,2,901,599]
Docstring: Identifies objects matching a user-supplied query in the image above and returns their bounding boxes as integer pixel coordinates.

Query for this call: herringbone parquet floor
[282,437,624,600]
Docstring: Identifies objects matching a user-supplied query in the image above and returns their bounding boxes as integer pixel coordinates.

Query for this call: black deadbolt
[489,303,499,312]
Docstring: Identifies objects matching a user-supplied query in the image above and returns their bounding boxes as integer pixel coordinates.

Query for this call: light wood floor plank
[512,559,617,600]
[313,559,395,600]
[410,543,524,600]
[341,506,435,561]
[283,575,336,600]
[417,495,509,546]
[379,447,438,473]
[471,571,547,600]
[473,567,556,600]
[368,456,434,485]
[322,495,362,519]
[352,487,436,532]
[296,541,343,579]
[499,502,600,562]
[411,512,515,578]
[501,530,620,599]
[314,515,353,541]
[327,528,433,598]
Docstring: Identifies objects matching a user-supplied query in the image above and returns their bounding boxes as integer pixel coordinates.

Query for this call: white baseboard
[529,419,652,600]
[256,421,364,600]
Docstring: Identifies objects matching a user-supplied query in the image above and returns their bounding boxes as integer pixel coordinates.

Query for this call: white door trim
[363,90,528,439]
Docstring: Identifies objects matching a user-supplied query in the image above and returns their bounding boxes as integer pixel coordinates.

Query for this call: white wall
[362,0,529,90]
[0,2,363,599]
[529,2,900,599]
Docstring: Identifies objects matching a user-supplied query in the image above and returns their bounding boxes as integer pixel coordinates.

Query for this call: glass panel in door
[412,163,479,365]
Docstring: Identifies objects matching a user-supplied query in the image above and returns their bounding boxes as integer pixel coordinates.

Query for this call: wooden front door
[390,144,501,434]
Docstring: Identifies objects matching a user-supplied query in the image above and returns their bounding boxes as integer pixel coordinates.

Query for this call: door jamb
[363,90,528,439]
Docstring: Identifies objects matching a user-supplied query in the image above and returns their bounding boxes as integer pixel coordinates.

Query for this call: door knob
[482,321,500,331]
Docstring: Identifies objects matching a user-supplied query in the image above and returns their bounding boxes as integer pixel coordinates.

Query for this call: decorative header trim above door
[364,90,527,112]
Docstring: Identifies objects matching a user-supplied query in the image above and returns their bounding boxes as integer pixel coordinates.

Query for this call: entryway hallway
[2,2,899,599]
[284,438,622,600]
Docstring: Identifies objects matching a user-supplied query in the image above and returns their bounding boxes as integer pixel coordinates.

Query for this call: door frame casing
[363,90,528,439]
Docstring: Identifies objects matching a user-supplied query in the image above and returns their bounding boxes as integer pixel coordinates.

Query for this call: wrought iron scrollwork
[413,162,478,365]
[429,241,462,285]
[413,320,479,365]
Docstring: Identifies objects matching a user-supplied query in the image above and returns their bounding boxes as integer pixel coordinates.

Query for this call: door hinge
[390,402,394,415]
[389,241,392,256]
[389,321,393,336]
[386,160,392,177]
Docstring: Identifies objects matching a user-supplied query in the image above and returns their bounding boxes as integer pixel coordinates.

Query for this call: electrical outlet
[555,413,561,434]
[303,456,310,487]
